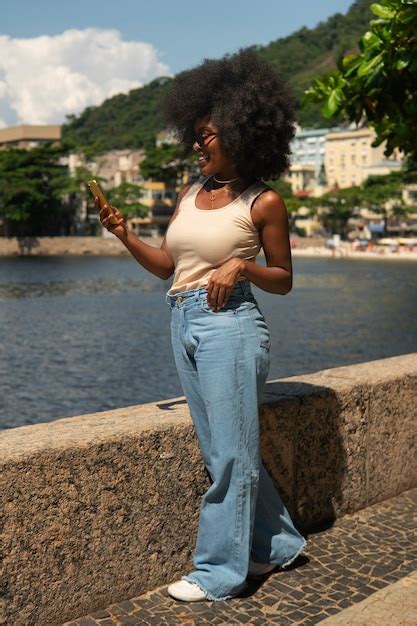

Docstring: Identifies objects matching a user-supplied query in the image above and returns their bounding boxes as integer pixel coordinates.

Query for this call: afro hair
[162,48,296,181]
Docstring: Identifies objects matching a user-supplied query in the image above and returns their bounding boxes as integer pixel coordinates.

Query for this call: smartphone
[87,179,118,224]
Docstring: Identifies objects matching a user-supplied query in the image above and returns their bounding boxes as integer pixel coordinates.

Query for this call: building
[324,127,402,189]
[292,206,323,237]
[126,181,176,237]
[403,184,417,208]
[290,127,330,178]
[286,163,316,196]
[289,125,404,195]
[91,150,145,188]
[0,124,61,149]
[288,126,343,196]
[362,159,403,178]
[65,150,177,236]
[67,149,146,188]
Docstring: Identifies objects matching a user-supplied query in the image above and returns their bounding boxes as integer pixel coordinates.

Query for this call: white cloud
[0,29,171,127]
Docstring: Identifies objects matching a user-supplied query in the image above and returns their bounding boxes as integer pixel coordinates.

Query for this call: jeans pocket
[249,306,271,350]
[200,298,245,315]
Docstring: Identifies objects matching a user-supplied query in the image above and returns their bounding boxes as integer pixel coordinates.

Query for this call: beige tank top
[165,175,268,295]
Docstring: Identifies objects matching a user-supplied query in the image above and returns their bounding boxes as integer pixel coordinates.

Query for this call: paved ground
[320,569,417,625]
[63,488,417,626]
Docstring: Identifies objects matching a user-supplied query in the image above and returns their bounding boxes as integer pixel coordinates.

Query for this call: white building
[290,127,339,179]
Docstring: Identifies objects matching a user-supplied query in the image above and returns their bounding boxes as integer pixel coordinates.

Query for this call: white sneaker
[167,579,208,602]
[248,558,276,577]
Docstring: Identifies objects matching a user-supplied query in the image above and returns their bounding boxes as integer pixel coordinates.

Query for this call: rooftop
[0,124,61,144]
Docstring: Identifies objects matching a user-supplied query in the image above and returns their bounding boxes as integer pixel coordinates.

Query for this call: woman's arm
[99,182,193,280]
[241,190,292,294]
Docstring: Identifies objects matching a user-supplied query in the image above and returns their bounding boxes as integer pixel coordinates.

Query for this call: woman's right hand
[96,197,128,240]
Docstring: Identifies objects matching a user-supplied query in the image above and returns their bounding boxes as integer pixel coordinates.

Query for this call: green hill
[257,0,373,127]
[63,76,171,153]
[62,0,372,152]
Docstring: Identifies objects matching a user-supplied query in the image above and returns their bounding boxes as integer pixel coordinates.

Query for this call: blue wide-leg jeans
[166,280,306,600]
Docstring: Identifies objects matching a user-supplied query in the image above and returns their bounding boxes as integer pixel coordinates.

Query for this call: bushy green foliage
[107,183,149,217]
[139,144,196,186]
[313,171,412,237]
[265,178,292,198]
[304,0,417,160]
[361,172,404,206]
[63,163,97,205]
[0,144,73,236]
[317,186,367,236]
[360,172,411,230]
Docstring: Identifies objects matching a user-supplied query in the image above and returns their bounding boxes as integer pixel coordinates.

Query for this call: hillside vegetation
[62,0,372,152]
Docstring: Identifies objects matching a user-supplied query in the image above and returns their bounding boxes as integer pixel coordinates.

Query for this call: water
[1,255,416,430]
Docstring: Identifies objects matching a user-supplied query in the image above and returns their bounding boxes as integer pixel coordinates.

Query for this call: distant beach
[1,236,416,261]
[290,246,417,262]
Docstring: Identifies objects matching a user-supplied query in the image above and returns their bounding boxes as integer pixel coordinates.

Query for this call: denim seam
[248,469,260,563]
[199,297,252,316]
[200,301,236,315]
[236,305,263,571]
[233,313,245,569]
[280,537,308,569]
[248,305,270,350]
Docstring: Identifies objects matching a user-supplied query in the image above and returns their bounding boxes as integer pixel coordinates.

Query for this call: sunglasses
[194,131,218,149]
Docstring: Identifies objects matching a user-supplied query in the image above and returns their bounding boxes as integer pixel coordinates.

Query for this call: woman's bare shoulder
[252,188,288,228]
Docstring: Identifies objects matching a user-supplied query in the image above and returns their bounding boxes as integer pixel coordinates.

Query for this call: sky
[0,0,354,128]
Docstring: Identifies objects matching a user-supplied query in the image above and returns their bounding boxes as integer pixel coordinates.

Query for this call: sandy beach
[290,246,417,261]
[1,236,416,261]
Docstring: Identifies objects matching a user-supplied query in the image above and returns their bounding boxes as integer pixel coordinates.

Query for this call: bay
[1,255,416,430]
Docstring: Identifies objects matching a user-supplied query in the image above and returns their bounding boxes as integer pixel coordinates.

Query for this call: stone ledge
[2,353,416,626]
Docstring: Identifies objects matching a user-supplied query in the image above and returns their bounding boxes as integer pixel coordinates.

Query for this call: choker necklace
[209,175,239,209]
[213,176,239,184]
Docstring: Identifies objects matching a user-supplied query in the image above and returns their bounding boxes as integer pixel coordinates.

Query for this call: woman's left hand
[207,258,246,311]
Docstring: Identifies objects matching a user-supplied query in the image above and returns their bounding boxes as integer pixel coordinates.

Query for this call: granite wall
[2,353,416,625]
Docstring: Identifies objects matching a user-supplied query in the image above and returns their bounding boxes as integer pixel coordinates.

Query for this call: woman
[99,49,306,602]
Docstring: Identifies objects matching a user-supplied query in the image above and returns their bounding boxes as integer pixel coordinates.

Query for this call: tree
[303,0,417,161]
[312,172,413,237]
[360,171,409,234]
[0,143,73,237]
[265,178,292,197]
[59,163,101,235]
[280,194,321,233]
[315,186,363,238]
[107,183,149,218]
[140,144,196,186]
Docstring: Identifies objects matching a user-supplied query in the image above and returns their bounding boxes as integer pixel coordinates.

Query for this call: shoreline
[1,236,416,262]
[291,247,417,262]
